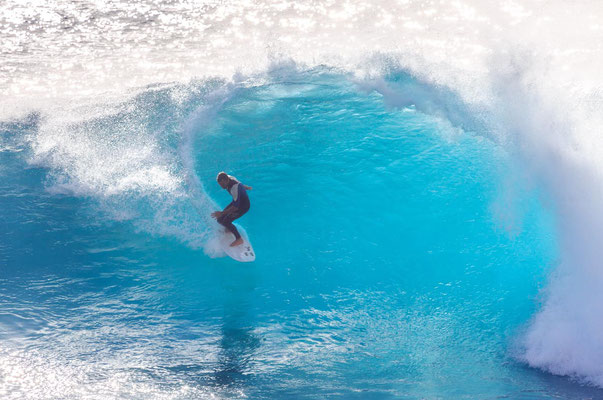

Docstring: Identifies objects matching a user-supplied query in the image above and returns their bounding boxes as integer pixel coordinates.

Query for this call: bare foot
[230,238,244,247]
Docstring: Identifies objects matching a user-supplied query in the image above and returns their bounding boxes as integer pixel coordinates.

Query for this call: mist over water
[2,0,603,397]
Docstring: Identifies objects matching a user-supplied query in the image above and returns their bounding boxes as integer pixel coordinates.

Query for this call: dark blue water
[1,71,601,399]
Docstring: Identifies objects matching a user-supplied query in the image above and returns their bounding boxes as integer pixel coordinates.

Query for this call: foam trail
[178,81,241,257]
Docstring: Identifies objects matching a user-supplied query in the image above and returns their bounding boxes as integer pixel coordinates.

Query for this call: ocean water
[2,1,603,399]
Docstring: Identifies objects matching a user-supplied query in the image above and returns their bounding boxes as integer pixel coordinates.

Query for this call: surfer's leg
[229,224,242,240]
[228,211,247,246]
[221,218,243,246]
[217,214,241,239]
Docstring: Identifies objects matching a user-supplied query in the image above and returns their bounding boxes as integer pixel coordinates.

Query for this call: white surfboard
[219,225,255,262]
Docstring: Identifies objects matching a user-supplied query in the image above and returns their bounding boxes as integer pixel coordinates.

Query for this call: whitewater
[2,0,603,398]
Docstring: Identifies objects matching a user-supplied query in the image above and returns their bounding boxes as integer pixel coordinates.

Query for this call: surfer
[211,172,252,247]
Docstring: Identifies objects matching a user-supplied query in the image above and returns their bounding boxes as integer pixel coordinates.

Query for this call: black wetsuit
[217,181,250,240]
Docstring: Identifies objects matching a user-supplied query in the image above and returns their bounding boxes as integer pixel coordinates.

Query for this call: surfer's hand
[245,185,252,190]
[211,211,222,218]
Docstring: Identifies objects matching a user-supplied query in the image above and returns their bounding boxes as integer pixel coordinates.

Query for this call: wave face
[2,0,603,397]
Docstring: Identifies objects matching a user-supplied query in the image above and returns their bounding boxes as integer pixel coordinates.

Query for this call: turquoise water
[3,69,601,399]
